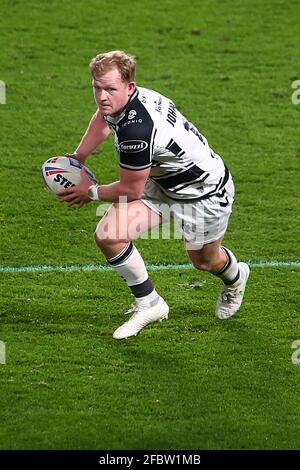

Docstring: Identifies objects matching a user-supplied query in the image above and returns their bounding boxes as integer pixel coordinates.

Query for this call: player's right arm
[67,109,111,163]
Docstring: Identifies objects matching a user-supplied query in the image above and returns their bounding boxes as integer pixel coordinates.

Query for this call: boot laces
[124,303,139,316]
[221,285,240,304]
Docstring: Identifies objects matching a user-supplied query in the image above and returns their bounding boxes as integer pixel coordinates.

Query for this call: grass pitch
[1,0,300,450]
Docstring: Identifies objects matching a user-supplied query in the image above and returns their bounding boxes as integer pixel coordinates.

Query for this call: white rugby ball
[42,156,97,196]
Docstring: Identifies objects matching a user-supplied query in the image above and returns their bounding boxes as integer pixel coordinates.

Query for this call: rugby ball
[42,156,97,196]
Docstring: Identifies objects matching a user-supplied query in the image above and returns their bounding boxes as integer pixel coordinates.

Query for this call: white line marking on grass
[0,261,299,274]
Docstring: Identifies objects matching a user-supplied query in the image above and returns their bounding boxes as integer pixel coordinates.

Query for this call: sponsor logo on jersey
[122,118,143,127]
[154,96,162,114]
[119,140,148,153]
[128,110,137,120]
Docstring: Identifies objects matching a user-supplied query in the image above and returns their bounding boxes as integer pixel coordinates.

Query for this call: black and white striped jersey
[103,86,230,200]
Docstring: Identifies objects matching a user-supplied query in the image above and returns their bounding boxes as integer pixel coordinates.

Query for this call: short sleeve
[118,102,155,171]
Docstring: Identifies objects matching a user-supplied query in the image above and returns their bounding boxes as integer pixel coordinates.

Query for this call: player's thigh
[95,200,162,242]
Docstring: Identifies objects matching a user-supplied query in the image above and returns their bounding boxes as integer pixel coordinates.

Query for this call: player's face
[92,67,136,117]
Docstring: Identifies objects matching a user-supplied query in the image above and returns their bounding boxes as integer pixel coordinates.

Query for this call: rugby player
[60,50,250,339]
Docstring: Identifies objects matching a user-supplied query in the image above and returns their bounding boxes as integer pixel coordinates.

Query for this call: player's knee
[94,230,104,248]
[94,228,130,251]
[94,220,111,249]
[94,229,113,249]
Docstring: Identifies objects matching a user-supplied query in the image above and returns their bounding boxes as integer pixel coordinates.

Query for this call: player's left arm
[60,104,154,207]
[59,166,151,207]
[98,166,151,202]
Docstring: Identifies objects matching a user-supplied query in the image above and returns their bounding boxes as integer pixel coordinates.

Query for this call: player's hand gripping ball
[42,156,97,196]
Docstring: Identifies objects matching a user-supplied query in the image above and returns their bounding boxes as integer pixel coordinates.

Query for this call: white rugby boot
[113,298,169,339]
[216,262,250,320]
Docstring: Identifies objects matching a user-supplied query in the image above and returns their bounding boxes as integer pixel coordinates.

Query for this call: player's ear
[127,81,136,95]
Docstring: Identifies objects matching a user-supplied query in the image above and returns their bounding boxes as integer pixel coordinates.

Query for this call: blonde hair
[89,50,136,82]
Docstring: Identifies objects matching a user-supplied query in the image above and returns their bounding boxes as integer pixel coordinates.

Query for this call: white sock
[108,242,160,306]
[135,289,160,308]
[215,246,240,285]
